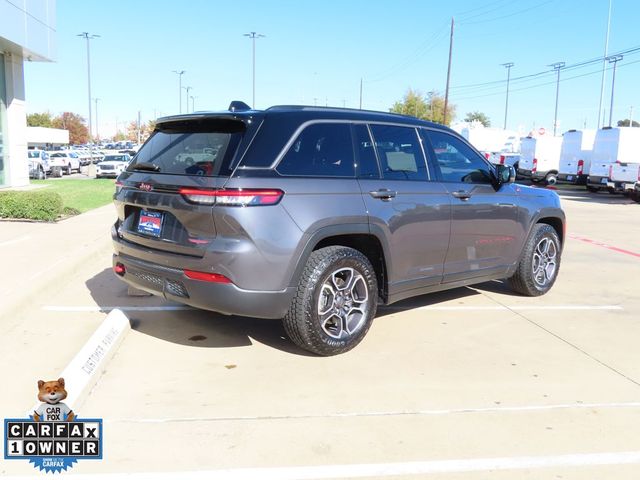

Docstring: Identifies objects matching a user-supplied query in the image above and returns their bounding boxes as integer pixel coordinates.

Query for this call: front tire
[283,246,378,356]
[508,224,561,296]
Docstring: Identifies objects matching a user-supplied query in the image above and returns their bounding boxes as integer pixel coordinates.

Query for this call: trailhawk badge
[3,378,103,473]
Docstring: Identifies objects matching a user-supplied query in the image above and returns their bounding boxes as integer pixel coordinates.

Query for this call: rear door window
[129,119,245,177]
[369,125,428,181]
[277,123,355,177]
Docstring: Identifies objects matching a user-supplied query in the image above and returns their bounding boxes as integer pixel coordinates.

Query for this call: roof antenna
[228,101,251,112]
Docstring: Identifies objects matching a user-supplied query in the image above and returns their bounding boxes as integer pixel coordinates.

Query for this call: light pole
[190,95,197,113]
[243,32,265,108]
[77,32,99,143]
[182,86,192,113]
[549,62,565,136]
[93,98,100,140]
[172,70,185,113]
[597,0,613,129]
[607,54,623,127]
[501,62,514,130]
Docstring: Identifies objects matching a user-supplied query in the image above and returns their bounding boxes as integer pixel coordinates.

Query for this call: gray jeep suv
[112,102,565,356]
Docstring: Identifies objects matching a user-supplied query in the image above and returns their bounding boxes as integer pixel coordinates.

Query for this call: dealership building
[0,0,56,188]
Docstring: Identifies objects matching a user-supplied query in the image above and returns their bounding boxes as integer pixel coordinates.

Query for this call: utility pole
[190,96,197,113]
[443,17,454,125]
[183,86,192,113]
[550,62,565,136]
[597,0,613,129]
[630,106,634,126]
[77,32,99,143]
[137,111,141,144]
[501,62,514,130]
[244,32,265,108]
[359,78,363,110]
[607,54,623,127]
[172,70,185,113]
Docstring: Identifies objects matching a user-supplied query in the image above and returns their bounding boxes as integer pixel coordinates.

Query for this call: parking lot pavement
[2,190,640,478]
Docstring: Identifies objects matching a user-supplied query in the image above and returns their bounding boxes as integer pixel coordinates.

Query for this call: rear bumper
[517,168,532,179]
[587,175,609,188]
[606,181,638,192]
[557,173,587,185]
[112,252,296,319]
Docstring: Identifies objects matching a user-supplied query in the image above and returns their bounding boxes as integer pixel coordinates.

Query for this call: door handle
[451,190,472,200]
[369,189,397,200]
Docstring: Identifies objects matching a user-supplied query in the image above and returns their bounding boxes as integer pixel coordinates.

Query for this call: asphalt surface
[1,186,639,479]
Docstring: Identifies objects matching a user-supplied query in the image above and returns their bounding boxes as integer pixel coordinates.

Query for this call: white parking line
[0,234,31,247]
[111,401,640,424]
[43,304,624,313]
[3,451,640,479]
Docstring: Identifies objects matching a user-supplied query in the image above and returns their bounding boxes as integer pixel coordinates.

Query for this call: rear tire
[283,246,378,356]
[545,173,557,186]
[508,224,561,297]
[586,185,599,193]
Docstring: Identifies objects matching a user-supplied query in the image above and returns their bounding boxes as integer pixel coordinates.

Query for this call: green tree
[390,88,456,125]
[27,112,54,128]
[52,112,89,144]
[464,111,491,127]
[617,118,640,127]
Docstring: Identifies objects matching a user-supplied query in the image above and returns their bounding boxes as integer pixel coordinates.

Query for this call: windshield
[104,155,128,162]
[128,119,245,176]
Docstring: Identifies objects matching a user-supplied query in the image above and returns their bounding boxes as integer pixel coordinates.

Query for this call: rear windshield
[128,119,245,177]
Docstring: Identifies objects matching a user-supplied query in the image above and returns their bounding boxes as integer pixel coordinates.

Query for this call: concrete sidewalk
[0,204,116,327]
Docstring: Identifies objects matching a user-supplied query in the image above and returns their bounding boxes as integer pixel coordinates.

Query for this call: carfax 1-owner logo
[4,378,103,473]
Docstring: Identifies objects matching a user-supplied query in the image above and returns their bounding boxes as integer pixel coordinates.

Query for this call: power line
[451,58,640,102]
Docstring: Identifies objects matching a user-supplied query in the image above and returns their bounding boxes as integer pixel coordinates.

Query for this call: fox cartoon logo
[33,378,75,422]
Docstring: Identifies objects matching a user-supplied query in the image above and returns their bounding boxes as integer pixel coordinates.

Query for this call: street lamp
[182,86,192,113]
[549,62,565,136]
[501,62,514,130]
[606,54,623,127]
[190,95,197,113]
[93,98,100,140]
[243,32,265,108]
[77,32,100,143]
[172,70,185,113]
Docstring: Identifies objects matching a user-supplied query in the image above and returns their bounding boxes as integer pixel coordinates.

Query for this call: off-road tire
[508,224,561,296]
[283,246,378,356]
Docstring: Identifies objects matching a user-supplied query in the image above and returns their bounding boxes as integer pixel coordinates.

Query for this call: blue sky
[24,0,640,138]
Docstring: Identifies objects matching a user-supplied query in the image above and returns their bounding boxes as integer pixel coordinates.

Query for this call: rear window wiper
[131,162,161,172]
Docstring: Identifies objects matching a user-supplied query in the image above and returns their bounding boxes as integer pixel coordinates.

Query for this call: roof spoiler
[229,101,252,112]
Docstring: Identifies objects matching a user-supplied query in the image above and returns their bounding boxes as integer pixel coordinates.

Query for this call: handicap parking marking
[569,234,640,259]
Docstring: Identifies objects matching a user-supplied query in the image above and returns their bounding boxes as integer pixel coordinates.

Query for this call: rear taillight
[577,159,584,175]
[179,188,284,206]
[484,152,491,160]
[532,158,538,173]
[184,270,232,284]
[114,263,126,276]
[500,155,506,165]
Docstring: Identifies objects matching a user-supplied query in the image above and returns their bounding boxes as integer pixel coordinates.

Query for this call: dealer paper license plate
[137,210,163,237]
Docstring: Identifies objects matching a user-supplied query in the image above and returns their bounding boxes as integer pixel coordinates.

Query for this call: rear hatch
[114,115,254,258]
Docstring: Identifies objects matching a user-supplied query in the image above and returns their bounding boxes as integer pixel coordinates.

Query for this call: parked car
[48,151,82,175]
[96,154,131,178]
[607,162,640,194]
[587,127,640,193]
[111,102,565,356]
[557,129,596,185]
[27,150,50,179]
[518,136,563,185]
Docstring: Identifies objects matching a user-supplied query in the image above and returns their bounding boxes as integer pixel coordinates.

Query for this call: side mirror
[495,164,516,185]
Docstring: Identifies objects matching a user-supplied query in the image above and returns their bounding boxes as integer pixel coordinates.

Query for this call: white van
[557,129,596,185]
[587,127,640,192]
[518,136,563,185]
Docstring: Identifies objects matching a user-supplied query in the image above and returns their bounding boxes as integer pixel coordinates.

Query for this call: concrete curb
[27,309,131,417]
